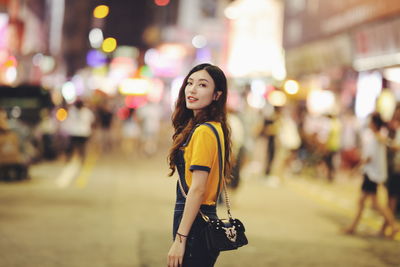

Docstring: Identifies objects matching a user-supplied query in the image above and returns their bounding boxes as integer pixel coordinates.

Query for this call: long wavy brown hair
[168,63,232,179]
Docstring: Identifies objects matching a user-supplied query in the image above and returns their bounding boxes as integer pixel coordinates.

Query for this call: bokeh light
[89,28,104,48]
[154,0,170,6]
[10,106,21,119]
[192,35,207,49]
[5,66,17,84]
[284,80,299,95]
[307,90,335,115]
[56,108,68,121]
[102,37,117,53]
[93,5,109,19]
[61,81,77,103]
[268,90,287,107]
[86,50,107,67]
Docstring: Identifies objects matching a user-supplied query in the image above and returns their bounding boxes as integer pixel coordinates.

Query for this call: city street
[1,1,400,266]
[1,143,399,267]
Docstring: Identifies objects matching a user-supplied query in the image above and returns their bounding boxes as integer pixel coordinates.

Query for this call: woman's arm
[167,170,208,267]
[177,170,208,234]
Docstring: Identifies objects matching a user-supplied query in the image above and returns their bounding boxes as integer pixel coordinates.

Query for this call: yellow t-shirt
[182,121,225,205]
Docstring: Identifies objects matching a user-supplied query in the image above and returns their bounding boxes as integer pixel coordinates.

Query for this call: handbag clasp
[222,226,237,242]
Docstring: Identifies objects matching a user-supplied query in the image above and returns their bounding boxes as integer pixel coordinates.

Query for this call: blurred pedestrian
[167,63,232,267]
[97,102,114,153]
[259,106,278,176]
[274,106,301,181]
[136,100,162,156]
[36,108,57,160]
[322,114,341,182]
[63,100,95,163]
[226,105,245,196]
[380,104,400,236]
[344,112,399,238]
[340,109,361,171]
[121,109,140,156]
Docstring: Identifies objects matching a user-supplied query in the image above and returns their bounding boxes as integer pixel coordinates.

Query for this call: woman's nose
[188,85,197,93]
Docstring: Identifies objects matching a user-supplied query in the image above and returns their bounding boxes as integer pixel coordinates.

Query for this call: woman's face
[184,70,221,115]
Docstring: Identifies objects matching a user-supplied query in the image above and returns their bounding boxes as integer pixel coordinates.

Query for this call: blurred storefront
[0,0,67,90]
[283,0,400,119]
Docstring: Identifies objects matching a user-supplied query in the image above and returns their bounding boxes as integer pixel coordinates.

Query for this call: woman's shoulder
[194,122,221,134]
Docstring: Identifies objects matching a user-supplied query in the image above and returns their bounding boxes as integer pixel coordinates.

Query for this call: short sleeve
[188,126,217,173]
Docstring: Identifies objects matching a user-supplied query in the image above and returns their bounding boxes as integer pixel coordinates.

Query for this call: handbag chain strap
[177,123,232,222]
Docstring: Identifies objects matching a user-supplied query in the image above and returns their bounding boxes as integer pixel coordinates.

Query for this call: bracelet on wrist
[176,232,188,243]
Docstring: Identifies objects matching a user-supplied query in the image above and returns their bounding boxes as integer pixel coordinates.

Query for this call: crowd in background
[1,85,400,228]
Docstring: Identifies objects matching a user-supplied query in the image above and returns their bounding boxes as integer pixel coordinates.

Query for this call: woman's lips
[187,96,198,103]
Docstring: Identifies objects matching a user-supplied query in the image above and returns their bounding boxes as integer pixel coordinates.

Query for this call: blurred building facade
[283,0,400,119]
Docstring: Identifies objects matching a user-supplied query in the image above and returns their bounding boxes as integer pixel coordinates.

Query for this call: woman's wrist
[176,232,188,243]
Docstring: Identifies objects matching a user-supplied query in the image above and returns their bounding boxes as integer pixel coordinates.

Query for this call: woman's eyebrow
[187,77,209,83]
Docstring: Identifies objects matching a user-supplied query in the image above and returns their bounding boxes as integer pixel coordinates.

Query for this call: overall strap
[202,123,224,202]
[202,122,233,220]
[182,124,201,147]
[178,124,201,193]
[177,122,233,220]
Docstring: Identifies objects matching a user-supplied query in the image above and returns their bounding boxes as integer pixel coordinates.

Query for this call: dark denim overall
[172,124,219,266]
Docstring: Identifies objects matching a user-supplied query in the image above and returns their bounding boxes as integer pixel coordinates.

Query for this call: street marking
[286,177,400,241]
[74,149,99,189]
[56,158,81,188]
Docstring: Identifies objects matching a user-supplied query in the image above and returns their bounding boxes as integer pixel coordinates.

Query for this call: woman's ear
[214,91,222,101]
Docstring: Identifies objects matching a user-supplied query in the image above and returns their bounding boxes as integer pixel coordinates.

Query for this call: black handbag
[178,123,248,252]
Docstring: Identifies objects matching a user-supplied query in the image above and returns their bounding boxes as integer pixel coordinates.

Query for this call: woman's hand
[167,237,186,267]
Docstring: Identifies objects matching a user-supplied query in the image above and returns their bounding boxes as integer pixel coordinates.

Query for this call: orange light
[154,0,170,6]
[56,108,68,121]
[4,56,17,67]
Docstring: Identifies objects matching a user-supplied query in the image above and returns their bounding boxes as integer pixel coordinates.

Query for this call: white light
[268,90,287,107]
[62,81,77,103]
[192,35,207,49]
[224,6,240,19]
[144,48,160,66]
[170,77,184,110]
[32,53,43,66]
[40,56,56,73]
[355,72,382,119]
[384,67,400,83]
[5,67,17,84]
[284,80,299,95]
[11,106,21,119]
[251,79,266,95]
[89,28,104,49]
[119,78,151,95]
[247,91,266,109]
[226,0,285,78]
[307,90,335,115]
[272,65,287,81]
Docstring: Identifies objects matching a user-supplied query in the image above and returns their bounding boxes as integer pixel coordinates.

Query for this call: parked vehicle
[0,85,54,181]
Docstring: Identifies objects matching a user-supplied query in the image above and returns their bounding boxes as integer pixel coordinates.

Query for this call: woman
[380,105,400,237]
[344,113,399,238]
[167,63,232,267]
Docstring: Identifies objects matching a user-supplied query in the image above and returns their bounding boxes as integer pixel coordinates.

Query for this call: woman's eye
[199,83,207,87]
[187,81,193,86]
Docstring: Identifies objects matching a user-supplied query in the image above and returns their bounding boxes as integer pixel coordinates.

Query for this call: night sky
[102,0,154,49]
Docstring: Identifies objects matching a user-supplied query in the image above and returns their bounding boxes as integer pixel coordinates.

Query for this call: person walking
[380,105,400,237]
[344,112,399,238]
[63,100,95,163]
[167,63,232,267]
